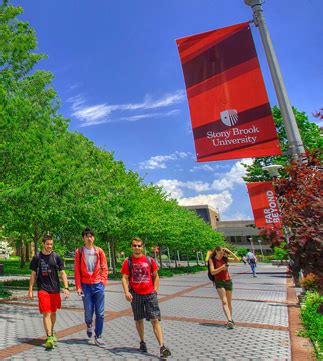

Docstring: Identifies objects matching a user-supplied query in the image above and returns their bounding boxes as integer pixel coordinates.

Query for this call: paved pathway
[0,264,314,360]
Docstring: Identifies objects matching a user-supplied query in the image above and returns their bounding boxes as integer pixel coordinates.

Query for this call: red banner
[176,22,281,161]
[246,182,282,229]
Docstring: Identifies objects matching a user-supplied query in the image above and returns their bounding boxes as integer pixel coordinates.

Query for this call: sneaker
[227,320,234,329]
[86,324,93,338]
[44,336,54,349]
[94,335,107,348]
[139,341,148,353]
[160,345,171,358]
[52,331,57,343]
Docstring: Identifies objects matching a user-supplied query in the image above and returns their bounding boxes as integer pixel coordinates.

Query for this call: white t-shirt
[83,247,96,274]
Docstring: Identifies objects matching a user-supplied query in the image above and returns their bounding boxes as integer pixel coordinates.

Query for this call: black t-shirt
[30,252,64,293]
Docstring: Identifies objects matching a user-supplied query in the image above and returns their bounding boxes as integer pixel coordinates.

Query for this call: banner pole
[244,0,305,161]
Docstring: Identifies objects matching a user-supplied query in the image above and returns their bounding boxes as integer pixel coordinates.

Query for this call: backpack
[207,256,216,283]
[35,251,59,278]
[128,255,153,278]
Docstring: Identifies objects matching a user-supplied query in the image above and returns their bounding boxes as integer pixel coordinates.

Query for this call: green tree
[243,106,322,182]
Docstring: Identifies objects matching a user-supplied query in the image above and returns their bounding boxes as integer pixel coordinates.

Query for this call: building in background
[183,205,219,230]
[183,205,272,255]
[217,220,272,254]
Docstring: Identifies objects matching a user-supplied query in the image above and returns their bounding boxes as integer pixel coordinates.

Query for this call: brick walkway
[0,264,315,360]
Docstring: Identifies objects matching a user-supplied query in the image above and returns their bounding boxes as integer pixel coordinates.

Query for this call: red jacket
[74,246,108,289]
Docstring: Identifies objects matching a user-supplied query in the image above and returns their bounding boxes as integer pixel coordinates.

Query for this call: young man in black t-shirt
[28,234,70,349]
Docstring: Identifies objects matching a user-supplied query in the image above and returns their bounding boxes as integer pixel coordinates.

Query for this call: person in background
[29,234,70,349]
[246,249,257,277]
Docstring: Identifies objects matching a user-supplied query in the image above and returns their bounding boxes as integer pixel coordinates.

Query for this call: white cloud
[120,109,180,122]
[67,90,185,127]
[211,158,253,191]
[156,179,185,198]
[179,191,233,213]
[139,151,191,170]
[73,104,115,126]
[156,179,210,198]
[189,164,214,173]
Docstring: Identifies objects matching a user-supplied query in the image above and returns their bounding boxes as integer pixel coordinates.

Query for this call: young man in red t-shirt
[121,237,171,359]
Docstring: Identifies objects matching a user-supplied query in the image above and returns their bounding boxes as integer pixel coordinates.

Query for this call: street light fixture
[248,237,255,253]
[262,164,283,178]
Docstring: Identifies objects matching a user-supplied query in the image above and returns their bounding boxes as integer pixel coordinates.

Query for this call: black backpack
[207,256,216,283]
[128,255,153,277]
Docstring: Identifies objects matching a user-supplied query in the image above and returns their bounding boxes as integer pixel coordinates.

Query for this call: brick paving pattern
[0,264,314,360]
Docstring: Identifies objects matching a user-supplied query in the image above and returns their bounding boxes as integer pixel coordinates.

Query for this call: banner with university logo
[246,182,282,229]
[176,22,281,161]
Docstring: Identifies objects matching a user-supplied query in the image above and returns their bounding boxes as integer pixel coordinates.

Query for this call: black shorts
[214,280,233,291]
[130,290,161,321]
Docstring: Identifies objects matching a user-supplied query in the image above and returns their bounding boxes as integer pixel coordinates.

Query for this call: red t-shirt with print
[121,255,158,295]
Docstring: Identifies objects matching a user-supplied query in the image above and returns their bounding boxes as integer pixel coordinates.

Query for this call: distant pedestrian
[28,234,70,349]
[246,249,257,277]
[208,246,239,329]
[242,255,247,265]
[121,237,171,359]
[74,227,108,347]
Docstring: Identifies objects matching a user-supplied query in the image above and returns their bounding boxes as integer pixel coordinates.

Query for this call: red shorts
[38,290,61,313]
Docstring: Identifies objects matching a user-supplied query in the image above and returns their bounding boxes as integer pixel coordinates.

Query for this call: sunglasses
[132,244,142,248]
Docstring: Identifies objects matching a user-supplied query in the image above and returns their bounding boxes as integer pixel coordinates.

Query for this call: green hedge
[300,291,323,359]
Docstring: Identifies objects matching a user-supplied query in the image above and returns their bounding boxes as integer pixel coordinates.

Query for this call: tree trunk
[33,227,39,254]
[158,251,163,269]
[25,243,30,262]
[174,250,178,268]
[20,240,26,268]
[186,250,190,267]
[109,240,117,274]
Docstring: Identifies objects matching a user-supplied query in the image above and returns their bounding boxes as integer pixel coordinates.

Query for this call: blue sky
[13,0,322,221]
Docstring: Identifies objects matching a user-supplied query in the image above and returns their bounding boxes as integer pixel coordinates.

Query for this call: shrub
[0,283,12,299]
[236,247,248,258]
[301,273,319,292]
[300,291,323,359]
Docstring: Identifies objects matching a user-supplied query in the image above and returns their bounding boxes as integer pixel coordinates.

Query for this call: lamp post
[244,0,305,161]
[258,239,264,257]
[248,237,255,253]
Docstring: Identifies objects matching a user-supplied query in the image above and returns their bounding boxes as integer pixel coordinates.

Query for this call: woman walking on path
[208,246,239,329]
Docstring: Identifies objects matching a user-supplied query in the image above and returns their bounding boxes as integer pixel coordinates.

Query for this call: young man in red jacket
[121,237,171,359]
[74,227,108,347]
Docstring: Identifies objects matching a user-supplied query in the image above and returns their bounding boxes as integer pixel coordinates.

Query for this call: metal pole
[248,237,255,254]
[258,240,264,257]
[244,0,305,161]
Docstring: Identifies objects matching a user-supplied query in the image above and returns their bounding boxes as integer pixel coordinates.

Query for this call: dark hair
[131,237,143,246]
[210,246,228,263]
[82,227,94,237]
[42,234,53,243]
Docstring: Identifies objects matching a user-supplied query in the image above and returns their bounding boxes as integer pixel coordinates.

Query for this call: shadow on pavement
[107,346,158,358]
[199,322,226,329]
[17,337,44,346]
[57,338,91,345]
